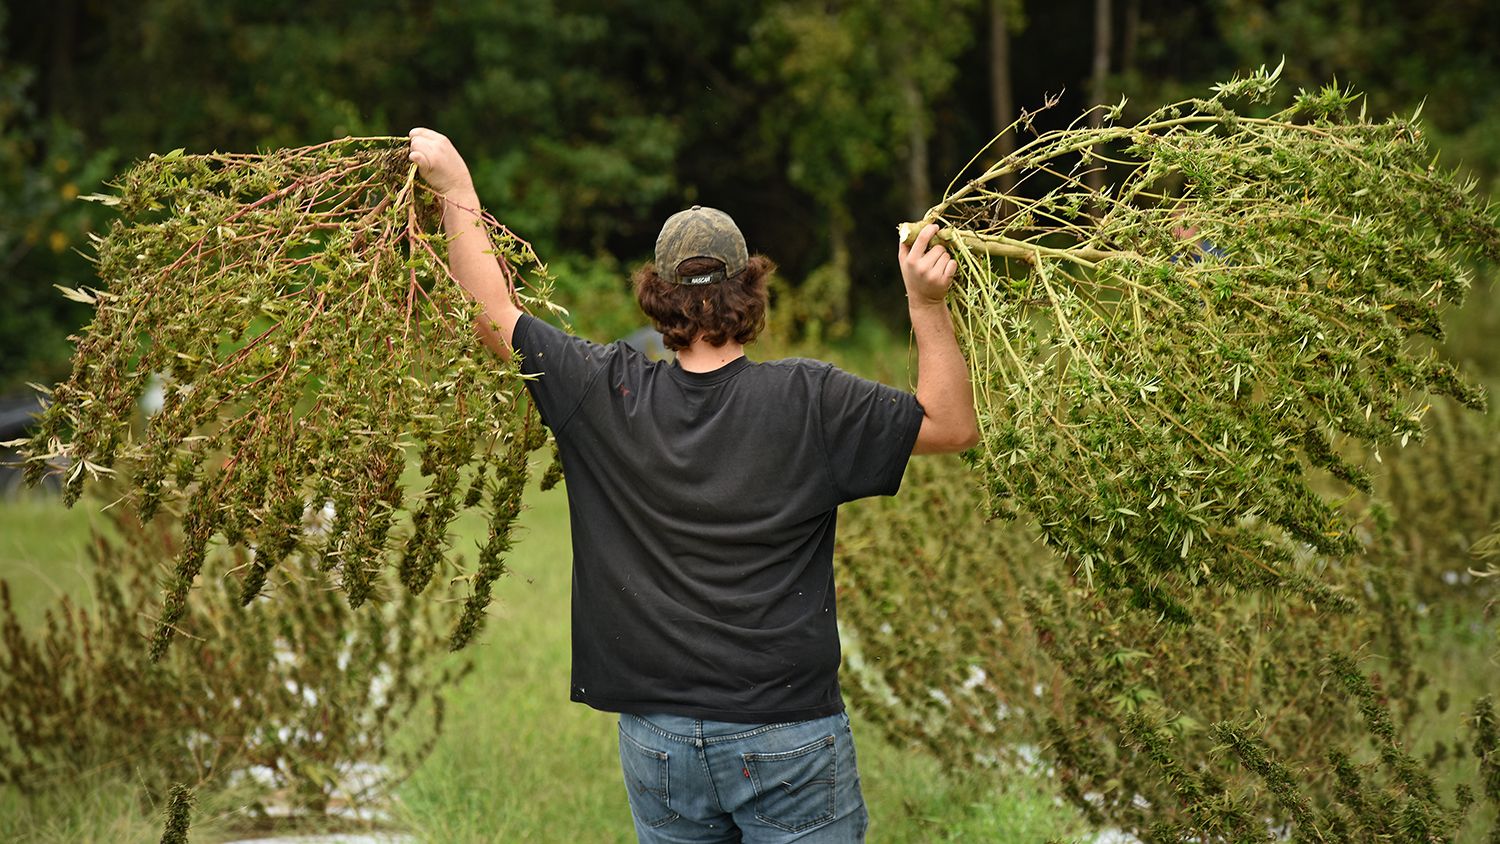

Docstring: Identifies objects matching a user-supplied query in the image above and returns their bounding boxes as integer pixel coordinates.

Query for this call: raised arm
[900,223,980,455]
[407,127,522,359]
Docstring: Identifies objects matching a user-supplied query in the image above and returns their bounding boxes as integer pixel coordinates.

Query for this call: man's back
[514,313,922,721]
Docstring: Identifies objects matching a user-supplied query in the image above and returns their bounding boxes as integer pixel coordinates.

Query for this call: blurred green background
[3,0,1498,387]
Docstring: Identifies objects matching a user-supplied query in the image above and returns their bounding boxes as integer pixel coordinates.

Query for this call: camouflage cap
[654,205,748,285]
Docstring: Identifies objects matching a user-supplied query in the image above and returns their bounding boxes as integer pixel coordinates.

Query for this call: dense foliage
[11,139,555,658]
[160,784,193,844]
[912,67,1498,619]
[7,2,1500,392]
[839,451,1498,841]
[0,502,469,814]
[1371,398,1500,611]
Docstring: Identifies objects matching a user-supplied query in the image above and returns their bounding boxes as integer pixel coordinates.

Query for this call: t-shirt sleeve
[511,313,614,431]
[818,365,925,502]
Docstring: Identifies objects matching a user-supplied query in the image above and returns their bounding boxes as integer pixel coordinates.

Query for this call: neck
[676,337,745,373]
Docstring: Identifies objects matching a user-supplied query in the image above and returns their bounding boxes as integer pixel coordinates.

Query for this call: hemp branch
[904,65,1499,619]
[14,137,557,658]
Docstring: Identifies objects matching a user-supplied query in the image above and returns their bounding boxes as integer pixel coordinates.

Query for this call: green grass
[0,494,99,627]
[1,777,174,844]
[1399,612,1499,842]
[0,483,1088,842]
[0,773,314,844]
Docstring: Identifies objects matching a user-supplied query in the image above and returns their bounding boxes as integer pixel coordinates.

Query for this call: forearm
[909,299,979,454]
[439,185,522,358]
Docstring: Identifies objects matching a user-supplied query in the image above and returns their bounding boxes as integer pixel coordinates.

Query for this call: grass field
[0,483,1090,843]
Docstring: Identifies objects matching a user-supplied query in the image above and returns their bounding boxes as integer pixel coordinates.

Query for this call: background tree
[5,0,1498,391]
[988,0,1024,209]
[1085,0,1111,197]
[742,0,976,338]
[0,4,116,391]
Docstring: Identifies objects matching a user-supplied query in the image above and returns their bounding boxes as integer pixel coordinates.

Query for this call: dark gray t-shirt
[513,314,923,722]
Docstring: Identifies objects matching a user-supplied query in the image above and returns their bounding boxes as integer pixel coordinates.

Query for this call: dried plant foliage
[159,784,194,844]
[838,456,1498,841]
[0,503,470,815]
[9,138,556,658]
[1367,397,1500,609]
[904,66,1499,620]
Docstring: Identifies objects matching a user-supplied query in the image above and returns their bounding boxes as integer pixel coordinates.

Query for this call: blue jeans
[617,710,869,843]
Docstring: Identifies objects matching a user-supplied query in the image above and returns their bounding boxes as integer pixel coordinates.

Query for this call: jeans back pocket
[619,726,678,828]
[742,733,837,832]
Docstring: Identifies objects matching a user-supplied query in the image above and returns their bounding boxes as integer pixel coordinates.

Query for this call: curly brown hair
[633,255,776,352]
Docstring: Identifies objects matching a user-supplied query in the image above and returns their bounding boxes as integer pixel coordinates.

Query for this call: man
[409,127,977,842]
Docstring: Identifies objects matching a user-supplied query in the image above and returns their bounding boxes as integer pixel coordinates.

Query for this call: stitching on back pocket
[619,725,677,828]
[743,734,837,832]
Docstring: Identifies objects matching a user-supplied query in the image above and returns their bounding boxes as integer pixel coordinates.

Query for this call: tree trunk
[825,208,853,337]
[47,0,78,117]
[990,0,1018,210]
[1086,0,1112,197]
[902,77,932,220]
[831,214,851,277]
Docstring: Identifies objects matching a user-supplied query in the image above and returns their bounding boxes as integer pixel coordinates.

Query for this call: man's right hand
[408,127,474,195]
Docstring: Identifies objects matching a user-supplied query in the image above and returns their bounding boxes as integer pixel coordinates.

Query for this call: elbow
[957,424,981,451]
[944,409,981,451]
[942,422,980,453]
[914,417,981,455]
[474,315,514,361]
